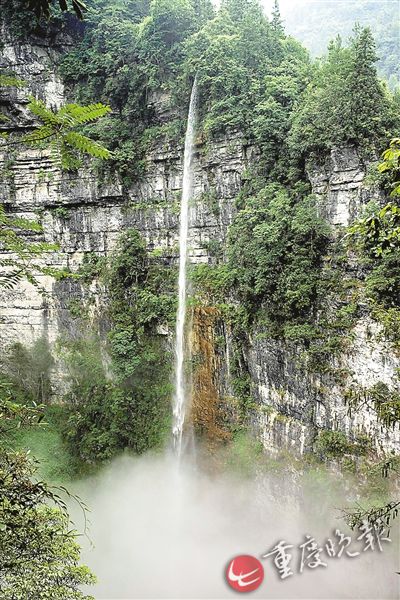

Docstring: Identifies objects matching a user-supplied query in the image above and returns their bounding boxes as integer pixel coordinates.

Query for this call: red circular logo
[225,555,264,593]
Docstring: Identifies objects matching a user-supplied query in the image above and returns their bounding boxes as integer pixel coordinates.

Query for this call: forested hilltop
[0,1,400,596]
[276,0,399,88]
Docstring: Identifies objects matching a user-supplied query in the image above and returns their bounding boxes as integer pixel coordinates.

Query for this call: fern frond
[27,97,60,126]
[0,204,7,223]
[61,103,111,125]
[49,139,64,170]
[0,270,25,289]
[0,257,26,268]
[23,125,55,146]
[64,131,111,159]
[25,242,60,254]
[6,216,43,232]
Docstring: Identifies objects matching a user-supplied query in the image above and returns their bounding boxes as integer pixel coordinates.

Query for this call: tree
[251,43,311,178]
[139,0,196,79]
[222,0,262,24]
[290,27,397,155]
[346,26,391,144]
[190,0,214,26]
[271,0,283,35]
[0,383,95,598]
[227,185,330,332]
[281,0,399,88]
[183,0,298,135]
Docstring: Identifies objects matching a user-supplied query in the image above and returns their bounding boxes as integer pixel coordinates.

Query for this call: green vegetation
[184,2,307,139]
[76,251,107,281]
[347,140,400,353]
[0,230,177,468]
[58,0,204,183]
[27,0,87,20]
[314,429,372,459]
[2,98,111,169]
[348,202,400,259]
[227,184,330,335]
[7,405,92,482]
[0,382,95,598]
[0,451,95,599]
[0,204,59,289]
[191,182,358,378]
[0,53,114,591]
[222,429,264,476]
[1,0,399,540]
[60,229,176,463]
[340,240,400,530]
[1,338,54,404]
[282,0,400,88]
[290,28,397,157]
[0,74,25,88]
[346,382,400,430]
[56,1,398,185]
[378,137,400,197]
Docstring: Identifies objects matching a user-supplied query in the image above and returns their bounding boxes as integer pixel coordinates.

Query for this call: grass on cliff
[9,405,97,484]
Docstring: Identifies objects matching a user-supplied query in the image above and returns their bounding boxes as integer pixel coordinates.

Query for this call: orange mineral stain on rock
[190,305,232,451]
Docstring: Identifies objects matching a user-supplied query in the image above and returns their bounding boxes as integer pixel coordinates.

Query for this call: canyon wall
[1,30,399,455]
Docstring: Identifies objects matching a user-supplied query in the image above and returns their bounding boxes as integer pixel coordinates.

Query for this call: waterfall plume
[172,77,198,457]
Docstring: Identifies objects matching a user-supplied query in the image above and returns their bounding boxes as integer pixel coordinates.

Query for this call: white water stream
[172,78,198,456]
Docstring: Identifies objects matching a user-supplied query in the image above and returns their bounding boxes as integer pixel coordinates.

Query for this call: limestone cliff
[1,30,399,455]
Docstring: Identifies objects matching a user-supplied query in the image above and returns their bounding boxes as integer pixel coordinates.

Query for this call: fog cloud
[68,453,399,599]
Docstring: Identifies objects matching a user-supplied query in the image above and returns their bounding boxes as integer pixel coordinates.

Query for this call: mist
[69,453,399,599]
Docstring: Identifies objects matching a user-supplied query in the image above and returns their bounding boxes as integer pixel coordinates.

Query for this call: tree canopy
[0,384,95,598]
[290,27,397,156]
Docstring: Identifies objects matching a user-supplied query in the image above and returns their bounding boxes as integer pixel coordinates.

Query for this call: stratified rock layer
[1,30,399,455]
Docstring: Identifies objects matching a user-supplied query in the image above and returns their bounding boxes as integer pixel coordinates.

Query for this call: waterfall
[172,78,198,457]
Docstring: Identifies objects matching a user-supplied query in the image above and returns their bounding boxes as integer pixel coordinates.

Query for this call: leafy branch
[0,204,62,290]
[343,501,400,531]
[1,97,112,169]
[0,75,26,88]
[378,137,400,197]
[347,139,400,257]
[26,0,87,20]
[347,202,400,257]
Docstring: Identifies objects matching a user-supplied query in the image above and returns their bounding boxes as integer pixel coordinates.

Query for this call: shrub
[315,430,350,458]
[61,229,177,462]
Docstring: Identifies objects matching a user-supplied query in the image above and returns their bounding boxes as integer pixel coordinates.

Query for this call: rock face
[306,146,380,227]
[1,31,399,454]
[246,320,400,456]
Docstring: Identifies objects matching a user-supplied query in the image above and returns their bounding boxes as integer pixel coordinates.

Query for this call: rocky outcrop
[306,146,381,227]
[246,320,400,456]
